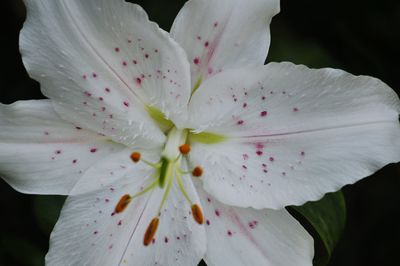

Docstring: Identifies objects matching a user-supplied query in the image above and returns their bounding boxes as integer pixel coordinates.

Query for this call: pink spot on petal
[204,41,209,47]
[90,148,97,153]
[206,220,211,225]
[260,111,268,117]
[135,77,142,85]
[269,157,275,162]
[72,159,77,164]
[293,107,299,112]
[193,58,200,65]
[227,230,233,236]
[256,151,263,156]
[123,101,130,107]
[237,120,244,125]
[114,47,120,52]
[215,210,221,217]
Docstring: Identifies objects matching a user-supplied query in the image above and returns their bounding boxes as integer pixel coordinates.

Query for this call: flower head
[1,0,399,265]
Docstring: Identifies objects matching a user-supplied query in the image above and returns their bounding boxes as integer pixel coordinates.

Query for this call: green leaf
[33,195,65,235]
[289,191,346,266]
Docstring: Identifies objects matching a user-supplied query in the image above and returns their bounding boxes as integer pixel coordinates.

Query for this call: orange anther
[191,204,204,225]
[192,166,203,177]
[115,194,132,214]
[143,217,159,246]
[179,144,191,155]
[130,152,141,163]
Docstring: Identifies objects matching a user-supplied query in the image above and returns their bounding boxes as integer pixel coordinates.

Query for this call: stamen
[143,217,159,246]
[115,194,132,214]
[192,166,203,177]
[130,152,141,163]
[191,204,204,225]
[179,144,191,155]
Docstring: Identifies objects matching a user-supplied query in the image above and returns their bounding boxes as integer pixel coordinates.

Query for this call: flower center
[114,127,204,246]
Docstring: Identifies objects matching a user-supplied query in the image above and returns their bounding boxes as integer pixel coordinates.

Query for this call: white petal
[196,186,313,266]
[171,0,279,86]
[188,63,400,209]
[21,0,192,147]
[47,149,206,266]
[0,100,124,195]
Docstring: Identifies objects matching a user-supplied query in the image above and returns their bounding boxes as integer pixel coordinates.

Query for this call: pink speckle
[154,49,159,53]
[164,237,169,243]
[92,73,97,78]
[44,131,49,135]
[55,150,62,154]
[193,57,200,65]
[72,159,77,164]
[145,53,149,59]
[90,148,97,153]
[122,61,127,66]
[118,220,122,226]
[214,22,219,27]
[176,236,181,240]
[243,154,249,160]
[108,244,113,250]
[242,165,248,170]
[123,101,130,107]
[206,220,211,226]
[132,60,138,65]
[249,220,258,229]
[114,47,120,52]
[261,96,266,100]
[197,36,202,40]
[84,91,92,97]
[93,231,98,235]
[207,197,211,203]
[82,75,87,79]
[204,41,209,47]
[98,97,104,101]
[135,77,142,85]
[215,210,221,217]
[269,157,275,162]
[300,151,305,156]
[242,103,247,108]
[282,172,286,176]
[105,198,110,203]
[260,111,268,117]
[208,67,213,74]
[101,107,106,112]
[237,120,244,125]
[105,88,110,93]
[227,230,233,236]
[256,151,263,156]
[75,126,82,130]
[293,107,299,112]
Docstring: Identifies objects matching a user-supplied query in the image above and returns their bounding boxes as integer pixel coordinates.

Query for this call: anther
[192,166,203,177]
[191,204,204,225]
[130,152,141,163]
[115,194,132,214]
[179,144,191,155]
[144,217,159,246]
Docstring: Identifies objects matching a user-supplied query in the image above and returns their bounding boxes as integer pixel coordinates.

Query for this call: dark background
[0,0,399,265]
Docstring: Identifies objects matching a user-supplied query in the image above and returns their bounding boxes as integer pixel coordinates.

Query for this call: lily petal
[188,63,400,209]
[0,100,123,195]
[171,0,280,86]
[21,0,191,147]
[196,185,313,266]
[47,149,206,266]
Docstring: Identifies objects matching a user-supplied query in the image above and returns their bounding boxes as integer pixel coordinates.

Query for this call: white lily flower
[1,0,399,265]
